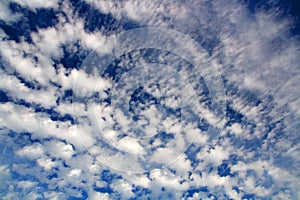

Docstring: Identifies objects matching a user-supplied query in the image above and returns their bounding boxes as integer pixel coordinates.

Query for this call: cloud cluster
[0,0,299,199]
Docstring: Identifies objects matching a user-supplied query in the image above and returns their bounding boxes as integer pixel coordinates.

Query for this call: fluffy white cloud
[16,143,44,160]
[0,0,299,199]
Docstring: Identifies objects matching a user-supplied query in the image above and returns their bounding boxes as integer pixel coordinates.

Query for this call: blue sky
[0,0,299,199]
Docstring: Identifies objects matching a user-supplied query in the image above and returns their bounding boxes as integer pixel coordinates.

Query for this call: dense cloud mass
[0,0,299,199]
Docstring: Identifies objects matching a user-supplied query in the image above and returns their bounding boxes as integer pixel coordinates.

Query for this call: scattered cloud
[0,0,299,199]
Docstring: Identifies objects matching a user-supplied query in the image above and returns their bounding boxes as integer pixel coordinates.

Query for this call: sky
[0,0,299,199]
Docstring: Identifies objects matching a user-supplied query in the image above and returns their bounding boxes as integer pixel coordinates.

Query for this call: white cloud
[0,73,58,108]
[111,179,134,198]
[201,145,229,166]
[68,168,82,177]
[11,0,59,9]
[0,0,299,199]
[44,141,75,159]
[16,143,44,160]
[230,123,243,135]
[149,169,189,191]
[37,158,57,171]
[0,1,21,23]
[17,181,37,189]
[117,136,146,154]
[88,191,109,200]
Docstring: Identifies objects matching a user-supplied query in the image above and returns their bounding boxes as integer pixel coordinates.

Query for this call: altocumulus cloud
[0,0,299,199]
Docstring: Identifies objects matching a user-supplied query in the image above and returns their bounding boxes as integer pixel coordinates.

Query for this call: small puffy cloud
[117,136,145,154]
[37,158,57,171]
[17,181,37,189]
[230,123,243,135]
[68,169,82,177]
[16,143,44,160]
[149,169,189,191]
[88,191,109,200]
[199,145,229,166]
[111,179,134,198]
[44,141,75,159]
